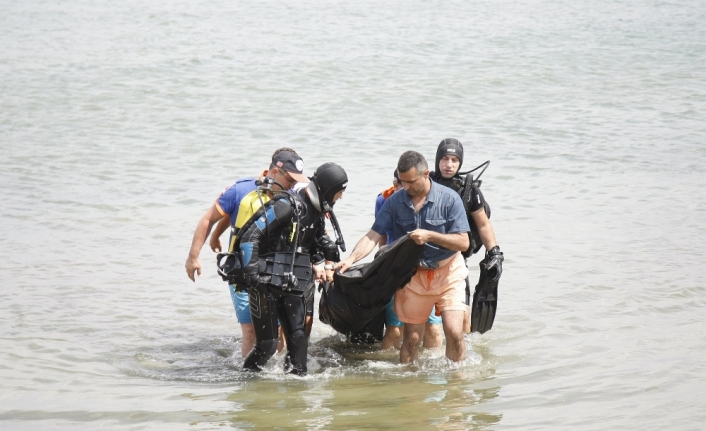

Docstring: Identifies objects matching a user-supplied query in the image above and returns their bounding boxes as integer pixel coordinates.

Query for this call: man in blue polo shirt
[374,170,443,350]
[185,148,308,357]
[336,151,470,363]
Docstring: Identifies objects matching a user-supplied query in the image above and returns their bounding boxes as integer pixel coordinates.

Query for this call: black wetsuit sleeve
[308,217,328,263]
[468,186,486,213]
[314,232,340,263]
[238,199,294,273]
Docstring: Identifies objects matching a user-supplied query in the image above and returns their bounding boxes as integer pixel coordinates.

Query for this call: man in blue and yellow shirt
[185,149,307,357]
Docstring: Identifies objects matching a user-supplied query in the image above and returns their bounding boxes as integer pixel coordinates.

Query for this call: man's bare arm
[470,208,497,251]
[408,230,469,251]
[209,215,231,252]
[185,203,224,281]
[334,230,382,273]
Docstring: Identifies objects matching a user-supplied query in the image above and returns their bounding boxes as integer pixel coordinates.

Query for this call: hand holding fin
[484,246,504,281]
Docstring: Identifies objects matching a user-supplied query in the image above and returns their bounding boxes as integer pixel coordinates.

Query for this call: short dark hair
[397,151,428,175]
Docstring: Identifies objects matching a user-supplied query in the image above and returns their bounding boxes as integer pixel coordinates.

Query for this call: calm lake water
[1,0,705,429]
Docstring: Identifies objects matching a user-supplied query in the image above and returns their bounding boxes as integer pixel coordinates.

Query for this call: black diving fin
[470,257,500,334]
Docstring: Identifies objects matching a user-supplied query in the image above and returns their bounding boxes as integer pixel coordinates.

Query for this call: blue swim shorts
[384,294,442,327]
[229,285,252,324]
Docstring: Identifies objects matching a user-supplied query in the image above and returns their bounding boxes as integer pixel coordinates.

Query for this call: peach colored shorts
[394,253,468,324]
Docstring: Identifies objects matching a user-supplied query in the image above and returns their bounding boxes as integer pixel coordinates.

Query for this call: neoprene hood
[306,162,348,211]
[435,138,464,173]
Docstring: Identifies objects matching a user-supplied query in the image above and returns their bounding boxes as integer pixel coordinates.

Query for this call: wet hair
[397,151,428,175]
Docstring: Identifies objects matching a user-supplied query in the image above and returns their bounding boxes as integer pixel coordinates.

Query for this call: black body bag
[318,234,424,342]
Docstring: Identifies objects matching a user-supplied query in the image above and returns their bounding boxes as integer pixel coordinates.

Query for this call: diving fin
[470,257,500,334]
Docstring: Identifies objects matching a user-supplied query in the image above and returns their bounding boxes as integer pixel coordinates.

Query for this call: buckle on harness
[216,252,246,286]
[260,252,312,295]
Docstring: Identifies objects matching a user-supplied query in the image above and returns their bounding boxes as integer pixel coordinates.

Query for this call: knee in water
[285,361,306,375]
[257,339,278,357]
[242,339,279,372]
[289,328,306,345]
[284,354,307,376]
[284,329,308,375]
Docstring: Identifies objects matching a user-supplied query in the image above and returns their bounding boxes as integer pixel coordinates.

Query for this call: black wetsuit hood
[431,138,465,190]
[434,138,464,172]
[305,162,348,212]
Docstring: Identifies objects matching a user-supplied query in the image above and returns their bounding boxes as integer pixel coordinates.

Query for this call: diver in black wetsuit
[430,138,504,333]
[236,163,348,375]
